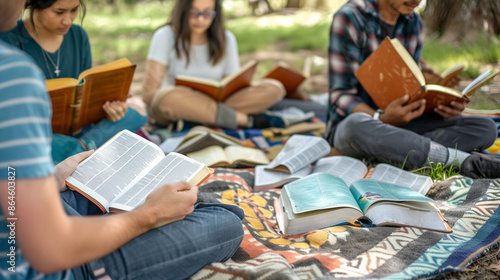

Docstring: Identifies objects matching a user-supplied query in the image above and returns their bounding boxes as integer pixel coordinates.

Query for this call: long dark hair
[168,0,226,66]
[25,0,87,30]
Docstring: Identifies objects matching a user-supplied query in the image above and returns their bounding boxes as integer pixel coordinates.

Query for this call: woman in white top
[142,0,287,129]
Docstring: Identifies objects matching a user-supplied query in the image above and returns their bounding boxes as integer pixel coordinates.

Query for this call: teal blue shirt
[0,19,92,79]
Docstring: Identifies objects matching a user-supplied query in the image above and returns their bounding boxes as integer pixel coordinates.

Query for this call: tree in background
[421,0,500,43]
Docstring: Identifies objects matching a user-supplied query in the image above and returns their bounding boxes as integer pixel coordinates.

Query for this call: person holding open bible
[0,2,244,279]
[0,0,147,164]
[142,0,290,129]
[325,0,500,179]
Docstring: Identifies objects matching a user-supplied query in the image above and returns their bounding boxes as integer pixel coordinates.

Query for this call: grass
[413,163,460,182]
[84,2,500,69]
[422,35,500,78]
[82,1,500,109]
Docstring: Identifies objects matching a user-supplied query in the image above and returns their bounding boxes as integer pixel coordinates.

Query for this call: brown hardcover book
[187,145,270,168]
[46,58,136,135]
[355,37,499,111]
[175,60,258,102]
[174,126,244,155]
[424,69,499,112]
[354,37,427,110]
[263,61,309,95]
[437,63,464,87]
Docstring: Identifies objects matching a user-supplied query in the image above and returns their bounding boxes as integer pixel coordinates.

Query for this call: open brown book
[355,37,499,111]
[175,60,258,102]
[174,126,244,155]
[46,58,136,135]
[424,69,499,112]
[187,145,270,168]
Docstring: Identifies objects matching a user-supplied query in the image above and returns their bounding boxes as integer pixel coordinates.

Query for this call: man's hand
[139,181,198,228]
[434,100,465,119]
[380,94,426,126]
[103,101,128,122]
[54,150,94,191]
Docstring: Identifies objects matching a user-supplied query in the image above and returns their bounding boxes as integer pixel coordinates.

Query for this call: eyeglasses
[189,9,217,20]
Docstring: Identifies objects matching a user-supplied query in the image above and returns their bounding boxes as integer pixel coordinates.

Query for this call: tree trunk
[315,0,326,9]
[422,0,500,43]
[286,0,302,9]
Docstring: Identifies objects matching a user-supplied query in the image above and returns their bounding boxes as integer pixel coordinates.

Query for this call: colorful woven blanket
[191,168,500,280]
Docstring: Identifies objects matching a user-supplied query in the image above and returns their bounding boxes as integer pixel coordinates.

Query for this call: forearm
[142,60,166,105]
[3,176,157,274]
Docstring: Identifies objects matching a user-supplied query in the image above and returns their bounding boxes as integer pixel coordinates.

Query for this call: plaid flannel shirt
[326,0,423,138]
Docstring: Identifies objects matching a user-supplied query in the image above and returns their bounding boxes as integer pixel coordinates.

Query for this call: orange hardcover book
[175,60,258,102]
[423,69,499,112]
[355,37,499,111]
[65,130,212,213]
[46,58,136,135]
[354,37,427,110]
[436,63,464,87]
[263,61,309,95]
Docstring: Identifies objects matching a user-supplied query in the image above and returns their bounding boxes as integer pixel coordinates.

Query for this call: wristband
[373,109,384,120]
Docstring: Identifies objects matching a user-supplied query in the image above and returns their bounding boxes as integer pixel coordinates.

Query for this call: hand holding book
[355,37,499,112]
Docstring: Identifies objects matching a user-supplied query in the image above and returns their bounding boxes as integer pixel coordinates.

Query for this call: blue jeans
[51,108,147,165]
[333,112,497,169]
[59,190,244,280]
[78,107,148,147]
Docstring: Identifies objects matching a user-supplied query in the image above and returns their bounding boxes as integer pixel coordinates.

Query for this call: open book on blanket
[264,134,331,174]
[255,155,433,194]
[275,172,450,235]
[66,130,213,213]
[174,126,244,155]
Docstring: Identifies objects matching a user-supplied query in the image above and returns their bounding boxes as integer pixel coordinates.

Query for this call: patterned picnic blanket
[191,168,500,280]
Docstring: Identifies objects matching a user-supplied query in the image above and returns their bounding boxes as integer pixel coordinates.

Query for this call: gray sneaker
[460,152,500,179]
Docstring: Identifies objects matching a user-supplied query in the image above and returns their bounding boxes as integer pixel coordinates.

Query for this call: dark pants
[332,112,497,169]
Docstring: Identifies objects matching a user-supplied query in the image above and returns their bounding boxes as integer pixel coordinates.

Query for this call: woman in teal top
[4,18,91,80]
[0,0,147,164]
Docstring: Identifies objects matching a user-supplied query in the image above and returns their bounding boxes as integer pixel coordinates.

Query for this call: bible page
[370,163,432,195]
[312,156,368,187]
[66,130,165,212]
[266,135,330,174]
[109,152,206,211]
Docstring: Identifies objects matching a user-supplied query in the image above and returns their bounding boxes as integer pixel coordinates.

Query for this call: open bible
[264,134,331,174]
[65,130,213,213]
[46,58,136,135]
[175,60,258,102]
[275,168,450,235]
[255,155,433,194]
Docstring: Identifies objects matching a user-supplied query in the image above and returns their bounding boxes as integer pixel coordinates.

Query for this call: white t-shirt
[147,25,240,88]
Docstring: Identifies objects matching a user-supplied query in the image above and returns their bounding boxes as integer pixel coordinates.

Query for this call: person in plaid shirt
[325,0,500,178]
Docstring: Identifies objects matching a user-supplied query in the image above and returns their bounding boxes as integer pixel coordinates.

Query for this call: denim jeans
[51,108,147,165]
[59,189,244,280]
[333,112,497,169]
[79,107,148,147]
